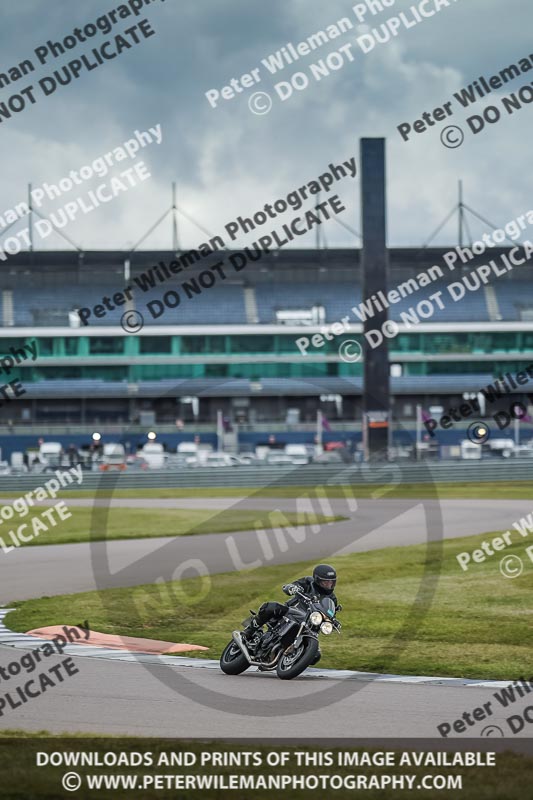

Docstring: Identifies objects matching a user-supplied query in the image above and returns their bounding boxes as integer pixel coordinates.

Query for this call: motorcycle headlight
[310,611,323,626]
[320,621,333,635]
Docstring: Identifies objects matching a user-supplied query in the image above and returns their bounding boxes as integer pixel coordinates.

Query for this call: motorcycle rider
[242,564,342,648]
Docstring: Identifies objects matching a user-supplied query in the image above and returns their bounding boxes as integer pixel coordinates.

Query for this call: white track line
[0,609,511,688]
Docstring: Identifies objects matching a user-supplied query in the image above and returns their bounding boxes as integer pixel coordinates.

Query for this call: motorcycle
[219,589,341,680]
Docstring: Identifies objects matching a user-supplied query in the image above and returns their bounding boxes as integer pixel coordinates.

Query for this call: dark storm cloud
[0,0,530,250]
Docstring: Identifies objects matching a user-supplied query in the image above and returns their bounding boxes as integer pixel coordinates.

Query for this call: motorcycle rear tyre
[220,639,250,675]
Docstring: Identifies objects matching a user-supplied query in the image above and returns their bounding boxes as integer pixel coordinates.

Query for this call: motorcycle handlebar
[294,590,334,611]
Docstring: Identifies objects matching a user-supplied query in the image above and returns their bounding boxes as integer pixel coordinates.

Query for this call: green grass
[0,507,342,547]
[0,738,529,799]
[7,527,533,679]
[0,480,529,501]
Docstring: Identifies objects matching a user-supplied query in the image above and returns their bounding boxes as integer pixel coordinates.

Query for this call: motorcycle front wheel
[276,637,318,680]
[220,639,250,675]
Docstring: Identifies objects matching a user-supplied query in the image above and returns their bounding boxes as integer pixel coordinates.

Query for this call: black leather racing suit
[253,575,340,627]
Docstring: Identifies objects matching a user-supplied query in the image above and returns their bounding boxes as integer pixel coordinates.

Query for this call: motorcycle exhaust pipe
[232,630,253,664]
[232,631,281,669]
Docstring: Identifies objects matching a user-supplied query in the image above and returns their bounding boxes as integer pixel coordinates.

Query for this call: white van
[101,443,126,471]
[488,438,515,458]
[39,442,63,467]
[460,439,482,460]
[177,442,213,466]
[284,444,312,465]
[140,442,167,469]
[203,453,242,468]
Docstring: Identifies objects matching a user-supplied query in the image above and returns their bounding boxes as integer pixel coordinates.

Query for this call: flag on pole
[510,403,533,423]
[420,408,433,423]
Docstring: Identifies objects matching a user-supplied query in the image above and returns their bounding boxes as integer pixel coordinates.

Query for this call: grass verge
[0,480,530,501]
[7,528,533,679]
[0,507,342,547]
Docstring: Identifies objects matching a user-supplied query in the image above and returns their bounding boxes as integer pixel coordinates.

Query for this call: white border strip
[0,610,511,687]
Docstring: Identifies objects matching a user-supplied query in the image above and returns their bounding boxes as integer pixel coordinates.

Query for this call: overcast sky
[0,0,530,253]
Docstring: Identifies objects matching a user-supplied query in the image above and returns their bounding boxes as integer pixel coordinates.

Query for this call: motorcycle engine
[258,630,275,654]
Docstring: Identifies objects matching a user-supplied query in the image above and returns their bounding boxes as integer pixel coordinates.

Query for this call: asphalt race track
[0,643,530,739]
[0,498,531,602]
[0,496,530,739]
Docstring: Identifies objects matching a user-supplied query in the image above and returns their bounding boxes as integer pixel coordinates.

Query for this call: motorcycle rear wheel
[276,637,318,680]
[220,639,250,675]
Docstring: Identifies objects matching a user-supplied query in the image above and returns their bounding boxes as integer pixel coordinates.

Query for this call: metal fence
[0,459,530,492]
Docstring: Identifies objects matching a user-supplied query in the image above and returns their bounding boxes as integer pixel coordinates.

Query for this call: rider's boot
[242,616,262,641]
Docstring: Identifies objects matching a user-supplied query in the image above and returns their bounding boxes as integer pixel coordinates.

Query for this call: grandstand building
[1,246,533,449]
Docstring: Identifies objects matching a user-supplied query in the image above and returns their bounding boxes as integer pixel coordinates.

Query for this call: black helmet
[312,564,337,594]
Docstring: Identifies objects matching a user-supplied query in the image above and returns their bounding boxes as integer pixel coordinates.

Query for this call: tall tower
[360,138,390,460]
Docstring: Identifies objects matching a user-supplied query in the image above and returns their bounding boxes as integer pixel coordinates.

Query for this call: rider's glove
[283,583,299,596]
[336,603,343,613]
